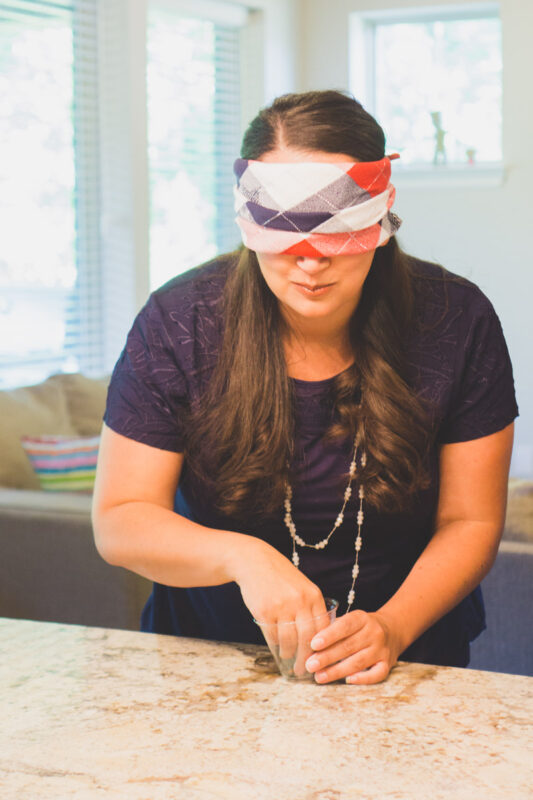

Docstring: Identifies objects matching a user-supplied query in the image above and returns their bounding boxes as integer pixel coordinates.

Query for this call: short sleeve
[439,298,519,444]
[104,294,189,452]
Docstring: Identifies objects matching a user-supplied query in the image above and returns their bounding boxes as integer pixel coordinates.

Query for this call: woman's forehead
[258,147,358,164]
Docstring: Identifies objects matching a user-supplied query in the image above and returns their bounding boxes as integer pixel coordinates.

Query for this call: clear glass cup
[254,598,339,680]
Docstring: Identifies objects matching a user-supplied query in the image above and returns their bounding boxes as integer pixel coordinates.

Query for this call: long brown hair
[186,91,433,518]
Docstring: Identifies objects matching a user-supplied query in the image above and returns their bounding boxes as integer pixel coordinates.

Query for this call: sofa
[0,373,151,631]
[0,373,532,675]
[469,479,533,676]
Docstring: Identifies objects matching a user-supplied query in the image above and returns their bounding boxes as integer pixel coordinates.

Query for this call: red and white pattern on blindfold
[233,156,402,257]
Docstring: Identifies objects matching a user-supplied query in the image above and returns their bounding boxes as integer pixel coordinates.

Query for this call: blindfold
[233,156,401,257]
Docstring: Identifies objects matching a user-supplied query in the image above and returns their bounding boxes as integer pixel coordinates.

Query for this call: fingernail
[306,657,319,671]
[310,636,324,649]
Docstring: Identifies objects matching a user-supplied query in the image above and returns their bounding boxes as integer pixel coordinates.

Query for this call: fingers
[256,591,330,674]
[259,612,326,676]
[346,661,390,685]
[282,605,331,676]
[310,609,367,651]
[291,618,312,677]
[294,598,335,676]
[278,620,298,662]
[292,610,327,677]
[313,650,392,685]
[260,606,396,685]
[312,646,375,683]
[312,600,334,637]
[307,613,372,674]
[305,610,396,685]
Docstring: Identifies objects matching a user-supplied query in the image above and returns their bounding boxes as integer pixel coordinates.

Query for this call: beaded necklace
[283,437,366,614]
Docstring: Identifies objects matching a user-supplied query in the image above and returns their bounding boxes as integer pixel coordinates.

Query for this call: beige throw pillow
[46,373,109,436]
[0,377,78,489]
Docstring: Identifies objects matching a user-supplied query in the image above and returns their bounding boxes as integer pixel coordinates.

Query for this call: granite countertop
[1,617,532,800]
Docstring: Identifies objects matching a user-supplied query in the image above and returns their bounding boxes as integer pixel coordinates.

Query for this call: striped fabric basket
[20,435,100,492]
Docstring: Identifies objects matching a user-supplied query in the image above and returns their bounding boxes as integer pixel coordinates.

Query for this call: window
[0,0,100,389]
[0,0,247,389]
[350,4,502,171]
[147,3,244,290]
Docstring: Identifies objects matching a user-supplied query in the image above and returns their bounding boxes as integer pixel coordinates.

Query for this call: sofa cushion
[0,378,78,489]
[0,487,93,516]
[21,434,100,492]
[46,373,108,435]
[504,480,533,544]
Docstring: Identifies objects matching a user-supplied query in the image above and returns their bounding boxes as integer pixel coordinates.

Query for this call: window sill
[393,163,505,189]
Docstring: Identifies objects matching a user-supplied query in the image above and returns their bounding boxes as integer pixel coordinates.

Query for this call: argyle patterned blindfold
[233,156,402,257]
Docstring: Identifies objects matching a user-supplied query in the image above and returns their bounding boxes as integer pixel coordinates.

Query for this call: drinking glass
[254,598,338,680]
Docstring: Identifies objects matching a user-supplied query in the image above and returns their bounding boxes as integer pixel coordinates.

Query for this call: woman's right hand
[229,537,328,675]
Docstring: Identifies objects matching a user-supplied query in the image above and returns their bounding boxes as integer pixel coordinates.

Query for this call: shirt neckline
[290,363,355,388]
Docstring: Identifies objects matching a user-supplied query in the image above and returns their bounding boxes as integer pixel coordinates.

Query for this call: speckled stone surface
[1,617,532,799]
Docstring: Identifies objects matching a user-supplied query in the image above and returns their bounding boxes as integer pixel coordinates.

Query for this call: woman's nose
[295,256,331,274]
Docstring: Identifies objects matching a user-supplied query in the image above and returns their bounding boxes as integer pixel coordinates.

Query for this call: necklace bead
[284,436,365,614]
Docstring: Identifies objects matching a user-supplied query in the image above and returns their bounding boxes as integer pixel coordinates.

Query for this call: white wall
[222,0,301,127]
[298,0,533,477]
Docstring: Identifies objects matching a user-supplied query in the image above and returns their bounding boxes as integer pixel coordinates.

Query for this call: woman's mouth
[292,282,334,297]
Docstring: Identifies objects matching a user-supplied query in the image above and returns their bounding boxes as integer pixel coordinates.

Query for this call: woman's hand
[229,538,329,675]
[304,609,403,685]
[232,537,327,624]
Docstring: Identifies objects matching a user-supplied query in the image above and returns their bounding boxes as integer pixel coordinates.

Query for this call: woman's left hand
[304,609,403,684]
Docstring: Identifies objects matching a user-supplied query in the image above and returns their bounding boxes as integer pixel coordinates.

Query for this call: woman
[93,91,517,684]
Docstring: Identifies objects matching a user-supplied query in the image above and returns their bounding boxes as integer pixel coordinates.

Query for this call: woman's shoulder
[124,253,238,377]
[150,252,237,316]
[405,257,517,443]
[408,256,495,322]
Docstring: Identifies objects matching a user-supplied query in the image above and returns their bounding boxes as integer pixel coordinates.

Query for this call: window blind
[0,0,103,389]
[70,0,103,376]
[147,1,245,289]
[0,0,249,388]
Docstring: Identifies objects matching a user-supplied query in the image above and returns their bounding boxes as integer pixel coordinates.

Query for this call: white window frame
[97,0,298,375]
[0,0,297,388]
[149,0,248,26]
[96,0,264,375]
[349,2,504,188]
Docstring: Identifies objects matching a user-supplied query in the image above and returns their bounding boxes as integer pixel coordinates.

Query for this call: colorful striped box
[20,435,100,492]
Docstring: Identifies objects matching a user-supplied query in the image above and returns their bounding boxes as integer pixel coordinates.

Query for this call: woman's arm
[92,423,326,620]
[304,422,514,684]
[93,423,237,586]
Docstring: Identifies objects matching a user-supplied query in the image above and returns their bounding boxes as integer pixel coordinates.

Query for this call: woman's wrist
[222,531,267,585]
[372,605,415,658]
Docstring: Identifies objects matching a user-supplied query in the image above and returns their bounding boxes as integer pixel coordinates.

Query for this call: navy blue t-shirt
[104,254,518,667]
